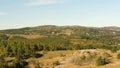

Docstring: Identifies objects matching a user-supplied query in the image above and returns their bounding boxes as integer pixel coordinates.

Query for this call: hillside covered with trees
[0,25,120,68]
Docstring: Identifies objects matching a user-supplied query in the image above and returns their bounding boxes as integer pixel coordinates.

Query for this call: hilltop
[0,25,120,38]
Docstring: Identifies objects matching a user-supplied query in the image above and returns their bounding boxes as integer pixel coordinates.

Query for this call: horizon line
[0,25,119,30]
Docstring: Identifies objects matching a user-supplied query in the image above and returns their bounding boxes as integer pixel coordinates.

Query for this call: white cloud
[0,12,6,16]
[27,0,69,6]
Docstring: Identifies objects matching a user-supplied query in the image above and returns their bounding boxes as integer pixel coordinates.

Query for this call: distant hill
[0,25,120,35]
[0,25,120,41]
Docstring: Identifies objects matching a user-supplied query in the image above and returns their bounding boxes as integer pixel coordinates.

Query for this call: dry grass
[27,50,76,68]
[6,34,46,39]
[25,49,120,68]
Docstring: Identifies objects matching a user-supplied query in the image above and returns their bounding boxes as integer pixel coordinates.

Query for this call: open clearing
[25,49,120,68]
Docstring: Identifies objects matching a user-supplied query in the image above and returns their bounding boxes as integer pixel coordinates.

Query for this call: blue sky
[0,0,120,29]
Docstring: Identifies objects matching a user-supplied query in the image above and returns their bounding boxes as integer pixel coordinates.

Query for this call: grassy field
[20,49,120,68]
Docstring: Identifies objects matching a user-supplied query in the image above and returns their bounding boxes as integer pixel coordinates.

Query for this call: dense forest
[0,25,120,68]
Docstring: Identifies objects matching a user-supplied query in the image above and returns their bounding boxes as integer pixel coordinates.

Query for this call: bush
[117,53,120,59]
[13,60,24,68]
[111,47,117,53]
[96,56,106,66]
[12,59,28,68]
[34,53,43,58]
[53,60,60,66]
[96,53,111,66]
[0,35,9,40]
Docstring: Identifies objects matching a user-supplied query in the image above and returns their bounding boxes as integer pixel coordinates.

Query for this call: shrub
[34,53,43,58]
[53,60,60,66]
[117,53,120,59]
[96,53,112,66]
[111,47,117,53]
[96,56,106,66]
[0,35,9,40]
[13,60,24,68]
[12,59,28,68]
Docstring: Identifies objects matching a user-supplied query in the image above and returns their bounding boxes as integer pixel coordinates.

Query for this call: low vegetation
[96,52,112,66]
[117,53,120,59]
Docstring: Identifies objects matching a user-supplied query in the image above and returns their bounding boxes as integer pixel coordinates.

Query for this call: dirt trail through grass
[55,55,75,68]
[55,49,99,68]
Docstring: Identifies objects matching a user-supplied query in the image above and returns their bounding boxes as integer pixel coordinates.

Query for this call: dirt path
[54,49,99,68]
[54,56,75,68]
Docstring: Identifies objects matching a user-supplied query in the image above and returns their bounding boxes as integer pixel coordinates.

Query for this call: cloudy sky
[0,0,120,29]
